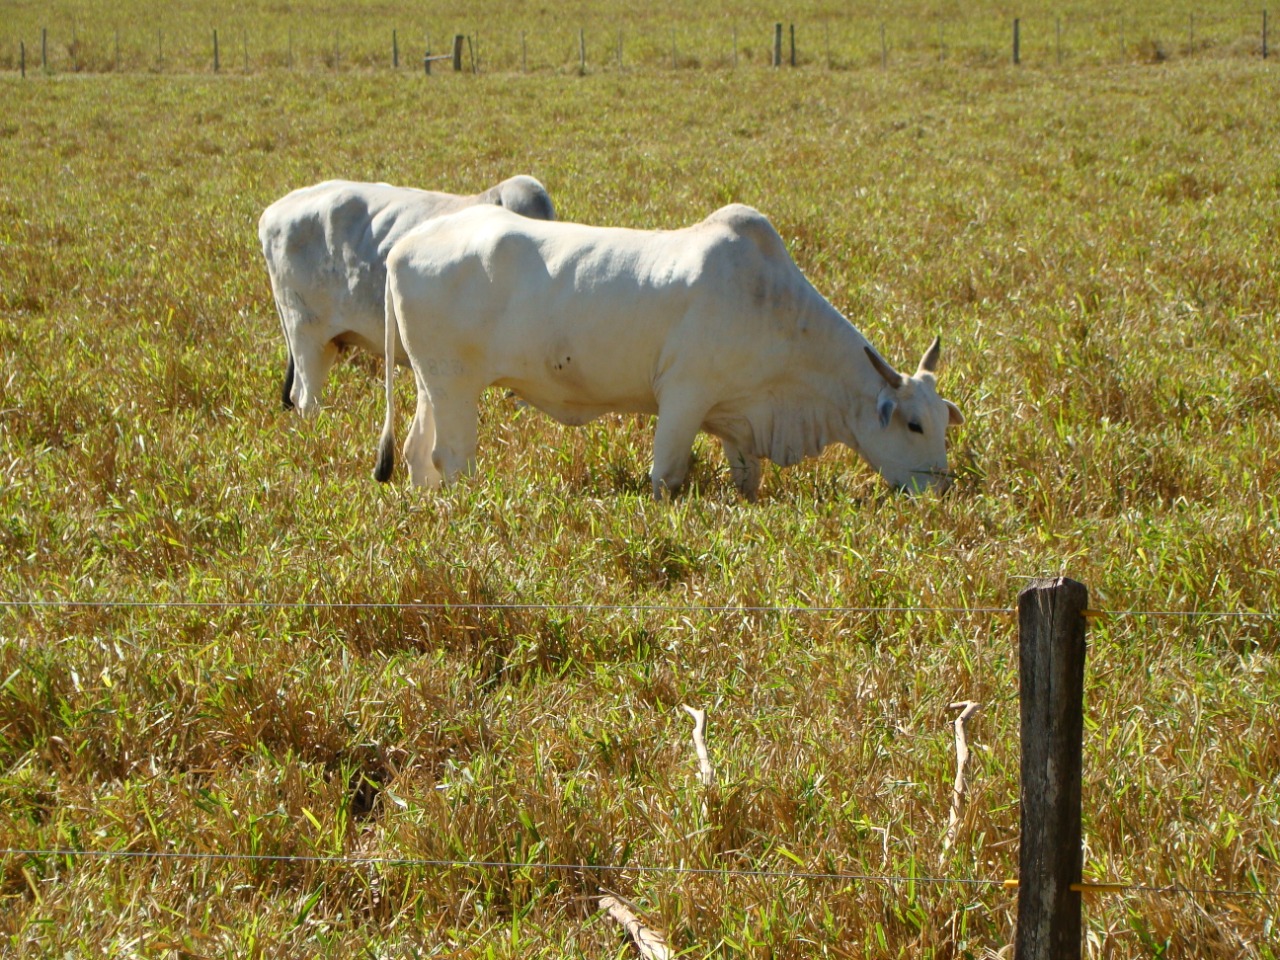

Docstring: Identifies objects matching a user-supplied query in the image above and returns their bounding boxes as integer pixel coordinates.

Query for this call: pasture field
[1,9,1279,957]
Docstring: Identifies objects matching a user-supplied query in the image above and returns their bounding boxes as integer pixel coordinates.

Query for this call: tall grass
[0,19,1278,959]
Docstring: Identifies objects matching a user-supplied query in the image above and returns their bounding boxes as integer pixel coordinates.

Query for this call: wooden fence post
[452,33,464,71]
[773,22,782,66]
[41,27,46,71]
[393,29,398,68]
[213,29,219,72]
[1264,10,1269,59]
[789,23,796,66]
[1016,577,1088,960]
[1013,18,1021,65]
[579,27,585,72]
[20,41,25,78]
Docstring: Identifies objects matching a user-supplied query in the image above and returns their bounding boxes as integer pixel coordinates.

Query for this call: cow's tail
[280,352,296,411]
[373,271,399,483]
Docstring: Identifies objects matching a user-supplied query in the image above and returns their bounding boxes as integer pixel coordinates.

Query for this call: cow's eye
[908,421,924,435]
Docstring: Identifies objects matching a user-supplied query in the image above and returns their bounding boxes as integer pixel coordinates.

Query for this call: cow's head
[857,336,964,494]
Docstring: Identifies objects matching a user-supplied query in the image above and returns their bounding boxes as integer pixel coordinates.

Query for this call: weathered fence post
[1264,10,1269,59]
[451,34,464,71]
[1056,18,1062,65]
[213,29,219,72]
[393,29,398,68]
[41,27,46,71]
[579,27,585,72]
[1016,577,1088,960]
[773,22,782,66]
[880,23,888,68]
[20,41,25,78]
[1013,18,1021,65]
[789,23,796,66]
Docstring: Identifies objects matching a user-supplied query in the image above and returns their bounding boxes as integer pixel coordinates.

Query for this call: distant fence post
[20,41,25,78]
[42,27,47,71]
[213,29,219,72]
[1016,577,1088,960]
[1264,10,1269,59]
[452,34,464,71]
[789,23,796,66]
[393,29,398,68]
[773,22,782,66]
[1013,18,1021,65]
[579,27,586,72]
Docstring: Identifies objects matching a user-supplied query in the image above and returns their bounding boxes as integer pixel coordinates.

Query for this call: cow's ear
[877,393,897,429]
[945,399,964,427]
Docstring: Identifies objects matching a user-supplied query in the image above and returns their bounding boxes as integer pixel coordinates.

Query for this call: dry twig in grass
[682,704,715,787]
[599,894,673,960]
[941,699,982,862]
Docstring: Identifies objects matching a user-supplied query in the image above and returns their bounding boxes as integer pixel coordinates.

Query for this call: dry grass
[0,11,1278,958]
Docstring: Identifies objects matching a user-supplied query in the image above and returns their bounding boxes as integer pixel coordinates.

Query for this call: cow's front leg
[650,395,710,500]
[721,439,762,502]
[403,370,442,487]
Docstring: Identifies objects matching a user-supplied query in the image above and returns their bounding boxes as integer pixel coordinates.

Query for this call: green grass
[1,16,1279,958]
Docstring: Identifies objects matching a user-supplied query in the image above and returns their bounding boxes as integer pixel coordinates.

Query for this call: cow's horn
[864,346,905,388]
[917,335,942,375]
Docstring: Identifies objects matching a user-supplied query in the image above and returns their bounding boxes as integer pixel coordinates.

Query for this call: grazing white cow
[258,175,555,414]
[374,203,963,499]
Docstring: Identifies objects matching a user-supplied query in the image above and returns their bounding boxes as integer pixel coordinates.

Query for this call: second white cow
[375,203,963,500]
[258,175,555,414]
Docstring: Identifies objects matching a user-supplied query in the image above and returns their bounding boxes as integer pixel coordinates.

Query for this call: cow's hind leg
[429,385,482,484]
[402,370,443,487]
[650,395,710,500]
[721,439,762,502]
[287,336,340,416]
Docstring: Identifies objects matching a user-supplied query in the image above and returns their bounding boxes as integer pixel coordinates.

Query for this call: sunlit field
[1,1,1278,955]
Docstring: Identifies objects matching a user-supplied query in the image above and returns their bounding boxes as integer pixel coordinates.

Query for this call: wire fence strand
[0,848,1270,901]
[0,598,1276,619]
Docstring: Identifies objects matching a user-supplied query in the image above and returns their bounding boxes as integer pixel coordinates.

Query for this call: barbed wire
[0,847,1270,901]
[0,598,1275,619]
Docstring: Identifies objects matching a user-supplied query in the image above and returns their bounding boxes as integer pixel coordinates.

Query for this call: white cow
[258,175,555,414]
[374,203,963,499]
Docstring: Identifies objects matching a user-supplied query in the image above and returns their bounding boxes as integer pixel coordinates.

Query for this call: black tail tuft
[374,431,395,483]
[280,354,296,410]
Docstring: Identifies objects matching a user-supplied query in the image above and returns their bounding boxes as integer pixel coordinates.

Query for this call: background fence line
[3,11,1272,75]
